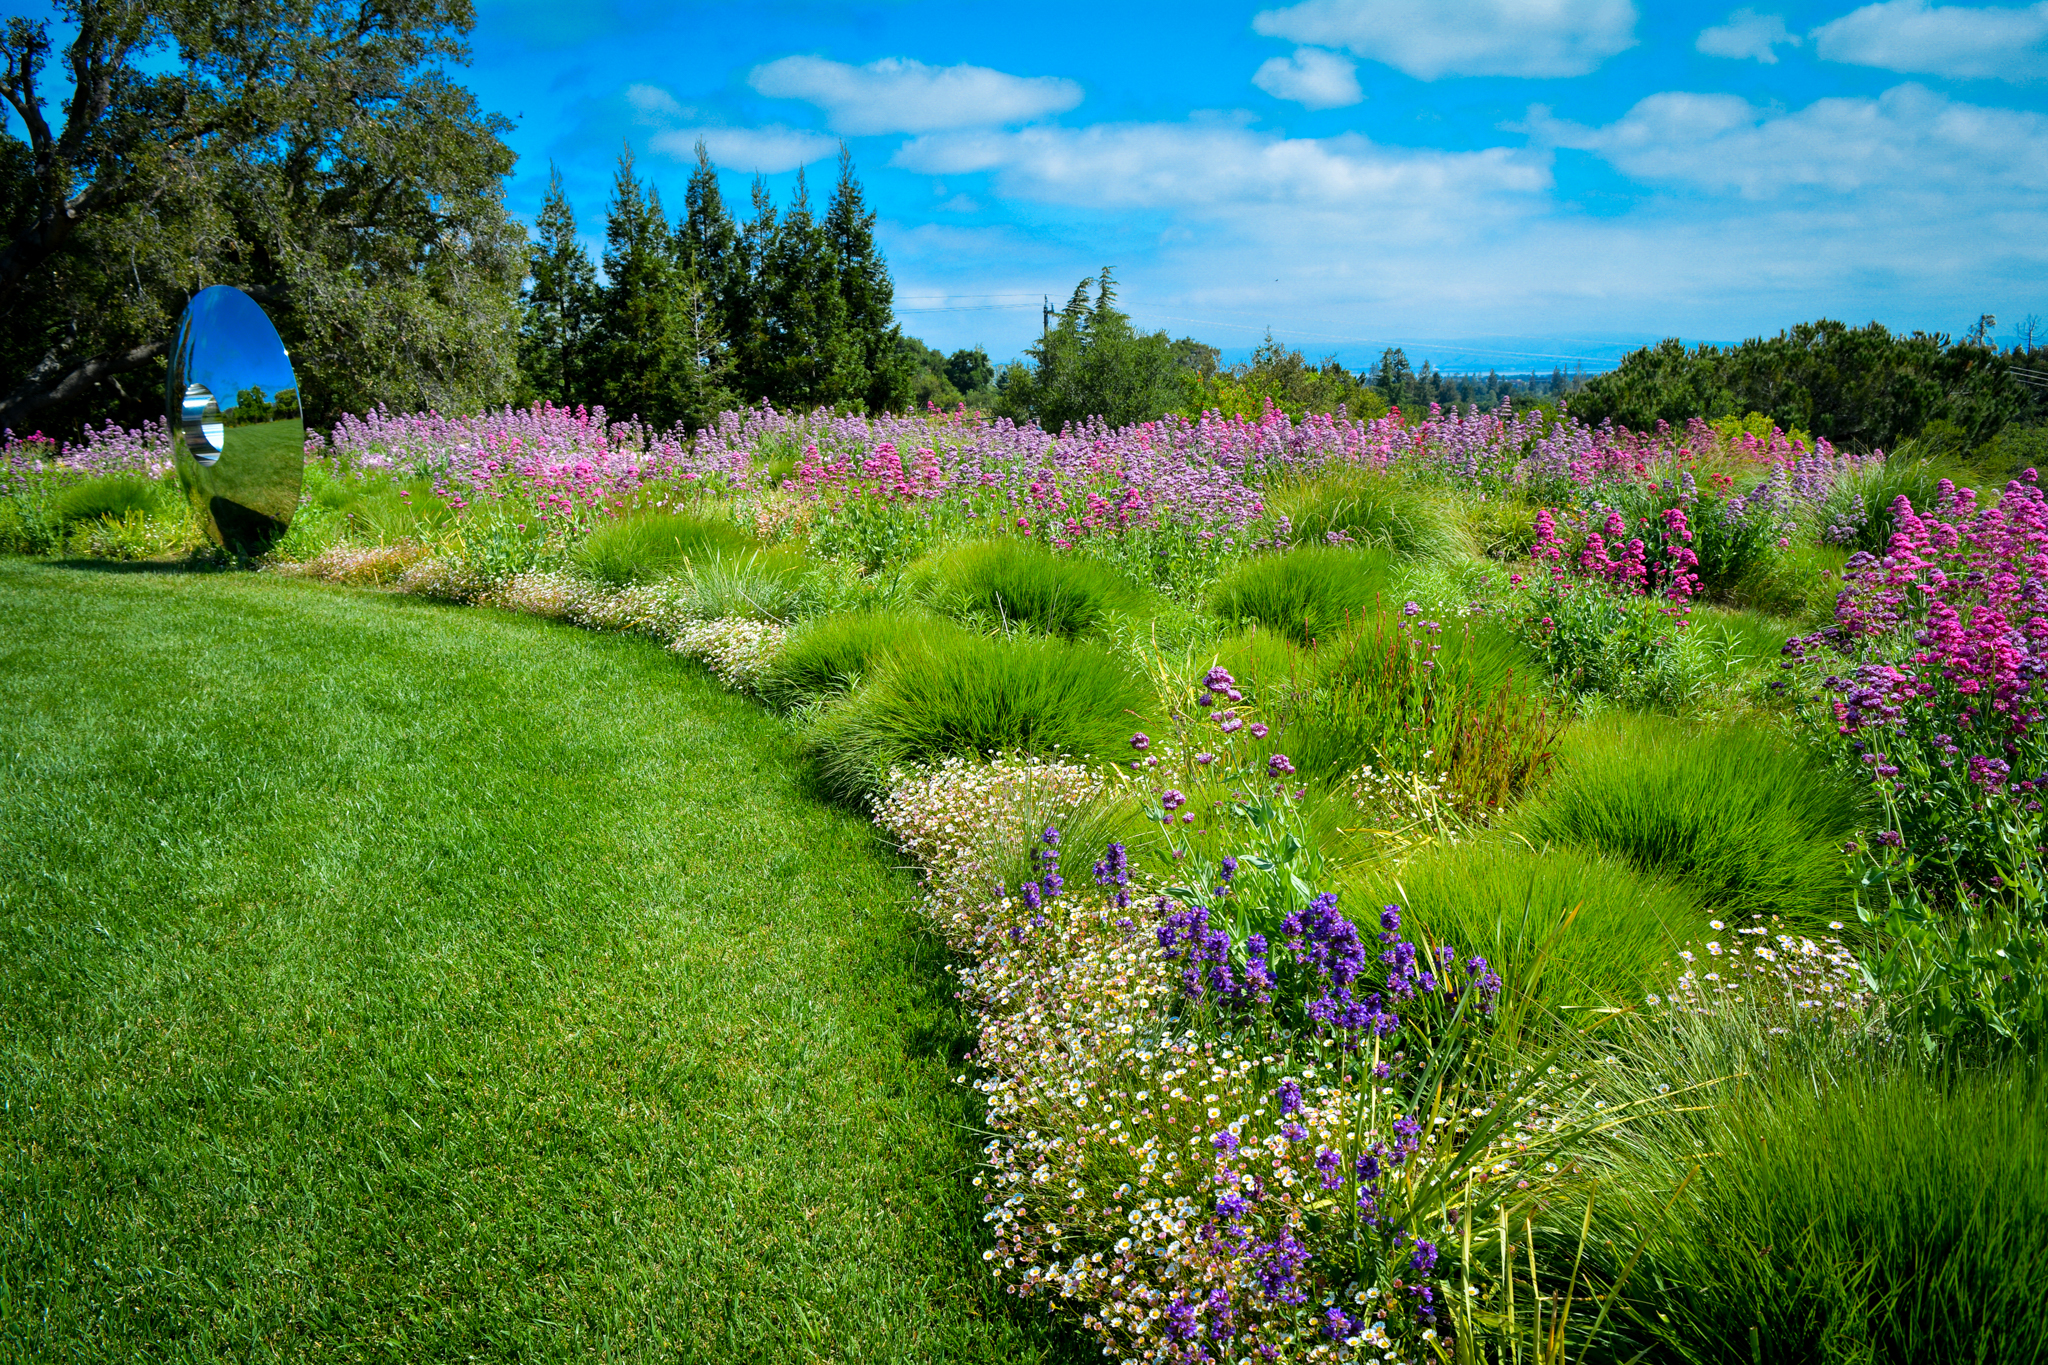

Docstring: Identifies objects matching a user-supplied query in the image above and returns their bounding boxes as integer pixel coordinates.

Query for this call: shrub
[1513,714,1863,929]
[1268,470,1466,559]
[1593,1062,2048,1365]
[805,633,1150,803]
[573,511,755,587]
[51,475,165,529]
[914,538,1152,639]
[759,611,969,712]
[1204,544,1399,645]
[1348,839,1701,1017]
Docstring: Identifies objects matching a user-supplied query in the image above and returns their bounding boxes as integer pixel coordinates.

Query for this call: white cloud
[1251,0,1637,79]
[893,121,1546,216]
[646,126,838,173]
[1696,9,1801,62]
[1812,0,2048,80]
[623,83,689,121]
[1525,82,2048,198]
[1253,47,1365,107]
[747,56,1082,134]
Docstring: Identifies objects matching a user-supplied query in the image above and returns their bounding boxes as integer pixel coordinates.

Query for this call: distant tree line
[518,143,912,429]
[1574,321,2048,452]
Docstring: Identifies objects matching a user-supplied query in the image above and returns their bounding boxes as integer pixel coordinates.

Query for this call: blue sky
[17,1,2048,371]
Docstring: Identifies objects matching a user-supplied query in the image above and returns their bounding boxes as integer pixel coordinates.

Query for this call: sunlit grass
[0,560,1077,1364]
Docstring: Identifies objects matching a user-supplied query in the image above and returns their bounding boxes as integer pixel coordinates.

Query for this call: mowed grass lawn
[0,560,1074,1364]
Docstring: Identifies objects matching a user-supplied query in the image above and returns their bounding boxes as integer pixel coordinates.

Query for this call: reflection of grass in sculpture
[0,563,1062,1363]
[218,416,303,468]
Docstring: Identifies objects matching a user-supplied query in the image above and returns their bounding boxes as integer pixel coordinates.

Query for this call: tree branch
[0,337,165,434]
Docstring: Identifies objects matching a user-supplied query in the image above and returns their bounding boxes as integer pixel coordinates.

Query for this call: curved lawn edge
[0,559,1078,1363]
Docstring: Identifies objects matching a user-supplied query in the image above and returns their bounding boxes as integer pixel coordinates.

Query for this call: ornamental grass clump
[804,632,1149,804]
[50,474,167,530]
[1349,840,1703,1018]
[915,537,1154,638]
[1581,1058,2048,1365]
[758,610,969,712]
[1267,469,1467,560]
[572,510,756,586]
[1514,714,1863,931]
[1264,607,1558,813]
[1205,545,1400,646]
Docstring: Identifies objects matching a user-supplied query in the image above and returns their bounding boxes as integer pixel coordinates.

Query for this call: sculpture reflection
[166,286,304,551]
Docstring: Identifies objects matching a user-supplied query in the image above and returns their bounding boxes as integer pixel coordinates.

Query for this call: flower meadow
[8,396,2047,1361]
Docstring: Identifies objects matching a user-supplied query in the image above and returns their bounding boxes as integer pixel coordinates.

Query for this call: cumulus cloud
[1811,0,2048,80]
[892,120,1547,216]
[646,126,838,173]
[622,83,690,121]
[1251,0,1637,79]
[747,55,1082,134]
[1524,82,2048,199]
[1253,47,1365,107]
[1696,9,1801,62]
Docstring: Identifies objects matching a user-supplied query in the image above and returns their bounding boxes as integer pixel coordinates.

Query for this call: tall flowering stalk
[1779,472,2048,1054]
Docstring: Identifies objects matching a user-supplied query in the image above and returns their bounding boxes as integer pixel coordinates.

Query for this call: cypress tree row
[518,144,910,427]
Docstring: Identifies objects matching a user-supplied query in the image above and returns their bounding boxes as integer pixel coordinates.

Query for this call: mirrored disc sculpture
[166,286,304,552]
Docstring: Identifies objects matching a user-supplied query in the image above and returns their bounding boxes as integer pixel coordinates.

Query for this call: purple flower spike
[1161,788,1187,812]
[1268,753,1296,776]
[1129,732,1151,751]
[1249,722,1269,739]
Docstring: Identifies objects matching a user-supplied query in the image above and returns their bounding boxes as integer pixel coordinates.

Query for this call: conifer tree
[757,168,853,410]
[825,146,911,413]
[518,165,599,406]
[591,146,729,429]
[681,141,748,387]
[729,176,780,403]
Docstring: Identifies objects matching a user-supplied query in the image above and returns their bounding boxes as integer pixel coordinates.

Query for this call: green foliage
[572,511,755,587]
[805,633,1149,803]
[1269,612,1557,811]
[1183,335,1390,422]
[344,481,453,545]
[1595,1061,2048,1365]
[1204,545,1400,645]
[1974,420,2048,485]
[995,269,1206,429]
[759,610,967,712]
[50,474,165,529]
[588,147,730,430]
[1824,444,1980,554]
[1267,469,1464,558]
[666,547,834,622]
[1349,839,1702,1016]
[516,165,601,407]
[1514,714,1864,929]
[1730,541,1851,622]
[0,561,1061,1361]
[0,4,524,436]
[1574,321,2044,451]
[1513,580,1710,710]
[915,537,1153,638]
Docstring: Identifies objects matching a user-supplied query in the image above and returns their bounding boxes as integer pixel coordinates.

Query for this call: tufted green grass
[0,559,1078,1365]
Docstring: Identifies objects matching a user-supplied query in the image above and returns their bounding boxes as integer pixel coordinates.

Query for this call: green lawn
[0,560,1071,1363]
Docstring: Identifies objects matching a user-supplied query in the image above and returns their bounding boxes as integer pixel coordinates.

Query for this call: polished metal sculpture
[166,286,304,551]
